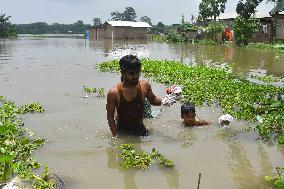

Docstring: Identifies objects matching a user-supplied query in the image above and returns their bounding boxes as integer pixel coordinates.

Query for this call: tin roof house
[88,21,151,40]
[217,12,273,42]
[270,0,284,40]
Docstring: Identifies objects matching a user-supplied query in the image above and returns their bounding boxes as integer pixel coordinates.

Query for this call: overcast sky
[0,0,277,25]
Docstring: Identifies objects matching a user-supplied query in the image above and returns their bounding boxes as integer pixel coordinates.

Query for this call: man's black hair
[119,55,141,73]
[181,103,195,117]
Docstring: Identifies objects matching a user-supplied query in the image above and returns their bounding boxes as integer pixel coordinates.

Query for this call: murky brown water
[0,37,283,189]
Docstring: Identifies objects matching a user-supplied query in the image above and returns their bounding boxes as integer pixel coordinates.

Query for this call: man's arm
[106,88,118,137]
[145,81,162,106]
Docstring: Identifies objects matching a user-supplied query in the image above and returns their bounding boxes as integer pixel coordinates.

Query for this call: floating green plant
[83,86,105,98]
[17,102,45,114]
[98,59,284,144]
[0,97,56,188]
[265,166,284,189]
[83,86,97,93]
[119,144,174,169]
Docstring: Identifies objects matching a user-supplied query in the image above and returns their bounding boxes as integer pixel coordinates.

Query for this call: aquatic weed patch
[83,86,105,98]
[265,166,284,189]
[119,144,174,169]
[0,97,57,188]
[98,59,284,144]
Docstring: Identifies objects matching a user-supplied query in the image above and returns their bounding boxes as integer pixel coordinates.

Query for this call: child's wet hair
[181,103,195,117]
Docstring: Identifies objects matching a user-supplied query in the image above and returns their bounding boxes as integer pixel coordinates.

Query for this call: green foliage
[98,59,284,144]
[166,30,187,43]
[233,16,259,46]
[111,7,137,21]
[196,39,218,46]
[265,166,284,189]
[0,97,55,188]
[119,144,174,169]
[198,0,227,21]
[15,21,90,34]
[0,13,17,37]
[18,102,45,114]
[92,18,102,26]
[140,16,152,26]
[205,21,226,41]
[236,0,278,19]
[83,86,105,98]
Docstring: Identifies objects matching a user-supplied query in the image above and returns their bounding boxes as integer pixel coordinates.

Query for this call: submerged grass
[98,59,284,144]
[0,97,57,188]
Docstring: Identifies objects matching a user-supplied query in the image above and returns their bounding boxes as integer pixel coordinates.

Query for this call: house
[88,21,151,40]
[270,0,284,40]
[217,12,273,42]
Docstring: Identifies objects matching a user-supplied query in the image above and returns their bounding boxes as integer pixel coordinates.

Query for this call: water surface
[0,37,283,189]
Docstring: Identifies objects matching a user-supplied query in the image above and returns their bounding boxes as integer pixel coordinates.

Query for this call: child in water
[181,103,212,126]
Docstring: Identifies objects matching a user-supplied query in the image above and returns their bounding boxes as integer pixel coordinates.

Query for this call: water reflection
[168,43,284,77]
[218,129,273,189]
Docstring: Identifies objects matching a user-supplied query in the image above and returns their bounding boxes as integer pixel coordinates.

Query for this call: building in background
[88,21,151,40]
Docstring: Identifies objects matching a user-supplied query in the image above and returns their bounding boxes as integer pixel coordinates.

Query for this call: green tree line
[14,20,90,34]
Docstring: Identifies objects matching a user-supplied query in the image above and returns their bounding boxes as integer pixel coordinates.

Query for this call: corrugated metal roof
[217,12,271,20]
[106,21,151,28]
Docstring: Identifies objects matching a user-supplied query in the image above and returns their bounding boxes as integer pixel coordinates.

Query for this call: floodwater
[0,37,283,189]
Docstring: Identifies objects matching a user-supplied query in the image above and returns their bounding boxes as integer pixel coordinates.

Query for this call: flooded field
[0,37,283,189]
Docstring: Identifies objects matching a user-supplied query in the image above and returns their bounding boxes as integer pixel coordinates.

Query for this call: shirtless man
[106,55,162,137]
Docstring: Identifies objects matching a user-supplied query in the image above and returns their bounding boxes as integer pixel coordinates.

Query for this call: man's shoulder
[140,80,151,88]
[107,84,119,98]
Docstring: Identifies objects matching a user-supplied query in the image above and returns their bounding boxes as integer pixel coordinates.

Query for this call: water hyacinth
[98,59,284,144]
[0,97,56,188]
[119,144,174,169]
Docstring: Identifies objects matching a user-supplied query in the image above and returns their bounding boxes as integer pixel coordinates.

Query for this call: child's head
[181,103,196,119]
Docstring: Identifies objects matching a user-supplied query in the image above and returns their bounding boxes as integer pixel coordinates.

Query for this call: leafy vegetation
[0,13,17,37]
[233,16,259,46]
[98,59,284,144]
[119,144,174,169]
[265,166,284,189]
[140,16,152,26]
[198,0,227,21]
[205,21,226,42]
[18,102,45,114]
[15,20,90,34]
[0,97,56,188]
[83,86,105,98]
[111,7,137,21]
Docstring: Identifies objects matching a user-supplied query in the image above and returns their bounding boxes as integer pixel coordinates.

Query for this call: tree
[123,7,137,21]
[140,16,152,25]
[233,16,259,46]
[111,11,123,21]
[0,14,11,37]
[111,7,137,21]
[198,0,227,21]
[92,17,102,26]
[236,0,280,19]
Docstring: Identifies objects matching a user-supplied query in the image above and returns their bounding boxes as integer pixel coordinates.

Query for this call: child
[181,103,212,126]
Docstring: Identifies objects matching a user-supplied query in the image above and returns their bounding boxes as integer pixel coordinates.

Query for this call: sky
[0,0,277,25]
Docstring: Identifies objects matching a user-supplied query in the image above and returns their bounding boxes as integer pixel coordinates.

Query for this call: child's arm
[194,119,212,126]
[184,119,212,127]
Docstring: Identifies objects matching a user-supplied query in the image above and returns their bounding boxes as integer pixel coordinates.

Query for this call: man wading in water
[106,55,163,137]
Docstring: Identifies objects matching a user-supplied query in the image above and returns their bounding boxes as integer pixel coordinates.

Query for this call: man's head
[119,55,141,86]
[181,103,196,119]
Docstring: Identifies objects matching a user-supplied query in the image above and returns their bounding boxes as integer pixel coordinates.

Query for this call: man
[106,55,162,137]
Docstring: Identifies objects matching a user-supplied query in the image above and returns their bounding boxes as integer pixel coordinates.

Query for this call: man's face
[124,70,141,86]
